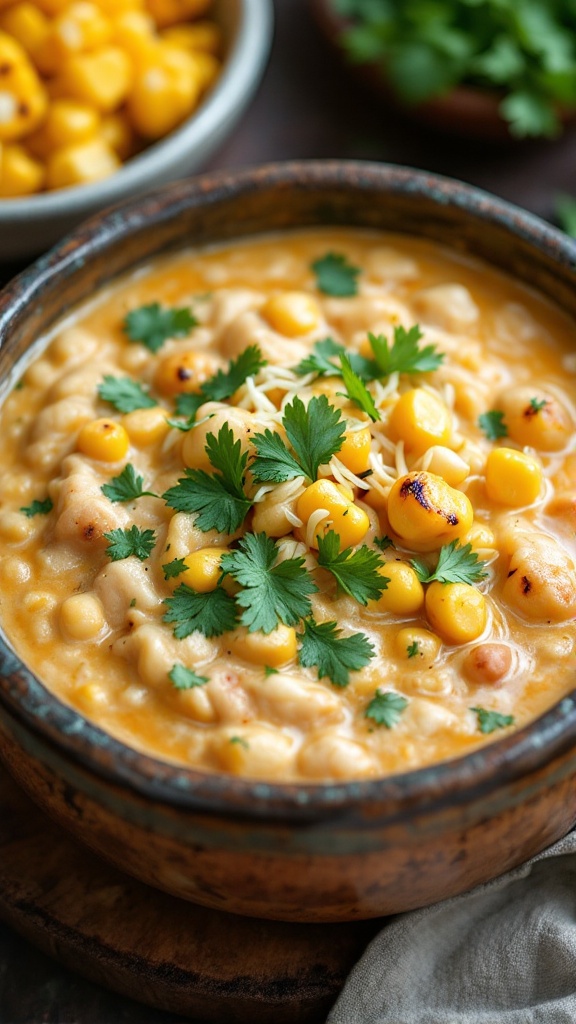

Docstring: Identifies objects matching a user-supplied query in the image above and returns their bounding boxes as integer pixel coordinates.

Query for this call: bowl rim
[0,0,274,221]
[2,158,576,821]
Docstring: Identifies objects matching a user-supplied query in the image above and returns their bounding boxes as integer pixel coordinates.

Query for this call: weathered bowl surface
[0,0,272,261]
[1,161,576,922]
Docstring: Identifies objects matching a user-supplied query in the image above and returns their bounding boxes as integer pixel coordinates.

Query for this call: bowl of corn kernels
[0,0,272,259]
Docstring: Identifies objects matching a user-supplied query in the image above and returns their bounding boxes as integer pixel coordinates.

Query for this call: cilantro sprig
[98,376,157,414]
[169,665,209,689]
[470,707,515,734]
[123,303,197,353]
[316,531,389,604]
[162,557,188,580]
[312,252,360,297]
[365,690,409,728]
[337,354,380,421]
[20,497,53,518]
[411,541,488,586]
[251,394,346,484]
[163,584,238,638]
[298,618,374,688]
[101,464,157,503]
[163,423,252,533]
[220,532,317,634]
[478,410,508,441]
[367,326,444,377]
[104,525,157,562]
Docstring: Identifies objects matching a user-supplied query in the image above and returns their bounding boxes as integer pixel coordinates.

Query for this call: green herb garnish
[169,665,209,689]
[365,690,409,728]
[101,464,157,503]
[337,354,380,421]
[98,376,157,413]
[312,252,360,296]
[251,394,346,484]
[411,541,488,586]
[163,584,238,639]
[104,525,157,562]
[20,497,53,518]
[470,707,515,734]
[298,617,374,688]
[123,303,197,353]
[478,410,508,441]
[316,531,388,604]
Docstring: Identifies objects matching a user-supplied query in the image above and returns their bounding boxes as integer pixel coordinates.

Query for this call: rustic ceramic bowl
[0,0,273,261]
[1,161,576,923]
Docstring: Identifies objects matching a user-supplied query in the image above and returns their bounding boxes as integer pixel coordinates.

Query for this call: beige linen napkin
[328,831,576,1024]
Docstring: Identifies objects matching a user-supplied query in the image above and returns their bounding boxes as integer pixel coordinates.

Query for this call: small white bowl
[0,0,273,261]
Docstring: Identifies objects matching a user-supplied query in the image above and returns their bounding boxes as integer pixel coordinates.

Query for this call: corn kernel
[338,427,371,475]
[144,0,212,29]
[296,478,370,549]
[77,417,129,461]
[387,471,473,552]
[122,406,169,446]
[75,681,108,708]
[261,292,321,337]
[46,136,119,188]
[0,3,49,60]
[425,581,487,645]
[161,20,221,55]
[111,9,155,63]
[28,100,100,157]
[34,0,72,16]
[93,0,143,13]
[229,624,298,668]
[154,349,219,396]
[214,726,295,777]
[180,546,228,593]
[499,387,572,452]
[35,2,111,75]
[60,592,105,640]
[127,43,200,138]
[370,561,424,616]
[0,34,47,141]
[55,46,132,112]
[464,522,495,552]
[0,142,43,194]
[415,445,469,487]
[485,447,542,507]
[394,626,441,664]
[389,388,452,456]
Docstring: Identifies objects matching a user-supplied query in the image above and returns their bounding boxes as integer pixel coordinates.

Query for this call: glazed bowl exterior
[0,0,272,261]
[1,161,576,923]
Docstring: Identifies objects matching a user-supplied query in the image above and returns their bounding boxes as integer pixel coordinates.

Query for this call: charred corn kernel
[180,546,228,593]
[35,2,111,75]
[485,447,542,507]
[27,100,100,158]
[395,626,441,664]
[338,427,371,475]
[415,445,469,487]
[388,471,473,552]
[498,387,572,452]
[161,20,221,54]
[296,478,370,549]
[370,561,424,616]
[0,3,49,60]
[46,136,119,188]
[426,581,487,645]
[154,349,219,396]
[0,143,43,194]
[0,34,47,141]
[56,47,131,112]
[389,388,452,456]
[261,292,321,337]
[77,417,129,461]
[111,9,155,62]
[60,592,105,640]
[100,110,138,158]
[145,0,212,28]
[127,44,200,138]
[229,623,298,668]
[464,522,495,552]
[122,406,169,446]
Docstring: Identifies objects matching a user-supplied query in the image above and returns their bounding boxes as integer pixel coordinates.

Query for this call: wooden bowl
[1,161,576,923]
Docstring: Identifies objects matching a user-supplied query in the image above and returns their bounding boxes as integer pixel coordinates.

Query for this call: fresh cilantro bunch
[334,0,576,137]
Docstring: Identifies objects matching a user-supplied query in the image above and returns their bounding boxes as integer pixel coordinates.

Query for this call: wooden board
[0,766,380,1023]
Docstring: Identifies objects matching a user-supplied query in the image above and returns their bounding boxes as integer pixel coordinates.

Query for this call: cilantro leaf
[162,557,188,580]
[368,325,444,377]
[123,303,197,353]
[529,397,547,413]
[264,666,279,677]
[337,354,380,421]
[201,345,267,402]
[470,707,515,735]
[294,337,375,380]
[316,531,389,605]
[250,428,304,484]
[374,535,394,551]
[312,252,360,297]
[98,375,157,414]
[298,618,374,688]
[104,525,157,562]
[163,584,238,639]
[365,690,409,728]
[221,532,317,635]
[169,664,209,689]
[478,410,508,441]
[162,424,252,533]
[411,541,488,586]
[20,497,53,518]
[283,394,346,482]
[101,464,157,503]
[407,641,419,659]
[167,392,206,431]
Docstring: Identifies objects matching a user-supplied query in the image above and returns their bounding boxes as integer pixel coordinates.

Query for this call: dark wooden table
[2,0,576,1019]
